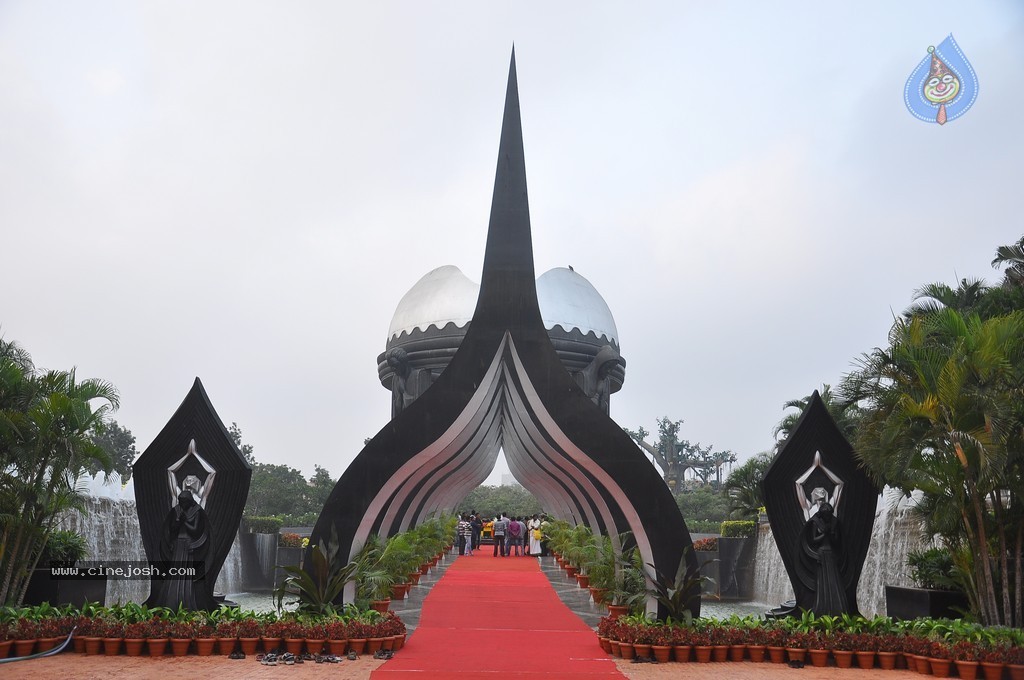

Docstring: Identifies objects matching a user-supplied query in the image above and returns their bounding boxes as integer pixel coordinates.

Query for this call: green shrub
[720,520,756,538]
[245,516,284,534]
[686,520,721,534]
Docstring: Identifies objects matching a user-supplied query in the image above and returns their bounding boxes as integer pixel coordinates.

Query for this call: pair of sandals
[373,649,395,660]
[257,652,304,665]
[630,655,658,664]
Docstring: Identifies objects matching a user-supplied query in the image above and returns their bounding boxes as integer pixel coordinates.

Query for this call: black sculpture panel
[762,391,878,616]
[133,378,252,610]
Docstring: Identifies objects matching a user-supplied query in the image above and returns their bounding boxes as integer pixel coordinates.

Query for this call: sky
[2,2,1022,489]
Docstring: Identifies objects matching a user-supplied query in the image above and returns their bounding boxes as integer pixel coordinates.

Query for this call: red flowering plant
[124,621,150,639]
[761,625,787,648]
[670,625,695,646]
[649,625,674,647]
[852,633,878,652]
[951,640,980,662]
[805,630,827,650]
[236,617,261,639]
[193,619,215,639]
[214,620,239,638]
[345,619,373,640]
[1003,644,1024,666]
[147,617,171,639]
[263,620,293,639]
[929,640,953,660]
[706,623,731,646]
[166,619,195,640]
[876,633,905,653]
[691,537,717,552]
[379,612,406,637]
[36,616,63,639]
[745,625,770,647]
[596,616,617,639]
[979,643,1011,664]
[304,620,328,640]
[0,622,10,641]
[688,626,712,647]
[54,616,78,636]
[903,635,931,657]
[828,630,857,652]
[324,620,347,641]
[101,617,125,639]
[784,631,812,650]
[10,619,39,640]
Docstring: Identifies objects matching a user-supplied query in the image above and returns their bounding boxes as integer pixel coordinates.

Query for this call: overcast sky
[2,2,1021,490]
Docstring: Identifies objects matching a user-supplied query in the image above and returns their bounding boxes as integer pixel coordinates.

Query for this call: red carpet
[371,552,624,679]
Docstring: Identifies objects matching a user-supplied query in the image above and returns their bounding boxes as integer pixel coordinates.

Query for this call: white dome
[388,265,478,339]
[387,265,619,345]
[537,267,618,344]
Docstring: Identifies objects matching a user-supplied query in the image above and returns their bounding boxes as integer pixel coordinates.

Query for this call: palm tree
[992,236,1024,288]
[0,346,119,605]
[773,384,860,451]
[842,309,1024,626]
[905,278,990,317]
[725,451,772,520]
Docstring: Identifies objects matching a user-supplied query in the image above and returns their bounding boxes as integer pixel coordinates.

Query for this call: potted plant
[146,616,170,657]
[123,621,148,656]
[236,615,262,655]
[193,615,216,656]
[167,616,194,656]
[886,548,969,620]
[325,618,348,655]
[263,618,289,653]
[11,618,38,657]
[763,623,787,663]
[101,616,124,656]
[304,619,327,655]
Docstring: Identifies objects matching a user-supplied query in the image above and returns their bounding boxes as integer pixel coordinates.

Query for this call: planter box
[695,551,719,596]
[718,537,756,600]
[24,568,107,607]
[885,585,969,620]
[274,547,304,588]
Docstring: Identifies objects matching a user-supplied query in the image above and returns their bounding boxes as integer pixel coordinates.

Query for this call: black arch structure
[311,51,699,617]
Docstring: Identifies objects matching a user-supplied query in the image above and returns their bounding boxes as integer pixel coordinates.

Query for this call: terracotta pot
[370,599,391,613]
[195,638,216,656]
[419,564,430,575]
[674,645,692,662]
[930,658,952,678]
[1009,664,1024,680]
[575,574,590,588]
[391,583,410,599]
[855,650,876,669]
[146,638,168,657]
[565,566,578,578]
[393,635,406,651]
[215,637,236,655]
[284,638,304,655]
[381,636,394,651]
[261,636,282,653]
[609,640,621,657]
[877,651,898,670]
[37,637,61,652]
[834,649,854,668]
[915,655,931,675]
[955,660,980,680]
[712,645,729,662]
[695,645,712,663]
[366,637,385,654]
[768,646,786,663]
[72,636,85,654]
[634,643,652,658]
[606,604,628,620]
[652,645,671,663]
[14,639,37,656]
[0,639,12,658]
[84,637,102,655]
[598,636,611,654]
[327,639,348,655]
[408,572,421,585]
[729,644,746,662]
[239,638,259,655]
[306,638,325,655]
[906,653,919,672]
[348,638,367,655]
[981,662,1006,680]
[786,648,807,664]
[124,638,145,656]
[170,638,191,656]
[589,587,608,604]
[808,648,829,667]
[619,643,635,660]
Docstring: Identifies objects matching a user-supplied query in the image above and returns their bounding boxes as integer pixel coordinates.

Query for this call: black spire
[475,48,539,322]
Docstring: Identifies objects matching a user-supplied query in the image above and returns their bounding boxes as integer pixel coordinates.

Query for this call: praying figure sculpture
[799,501,848,615]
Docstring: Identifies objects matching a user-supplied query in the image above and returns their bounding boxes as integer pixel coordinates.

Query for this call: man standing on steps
[492,513,508,557]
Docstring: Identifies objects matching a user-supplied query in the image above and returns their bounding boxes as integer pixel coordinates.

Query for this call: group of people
[456,512,547,557]
[490,513,544,557]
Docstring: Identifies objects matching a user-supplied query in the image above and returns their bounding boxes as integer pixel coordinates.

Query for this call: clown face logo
[904,35,978,125]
